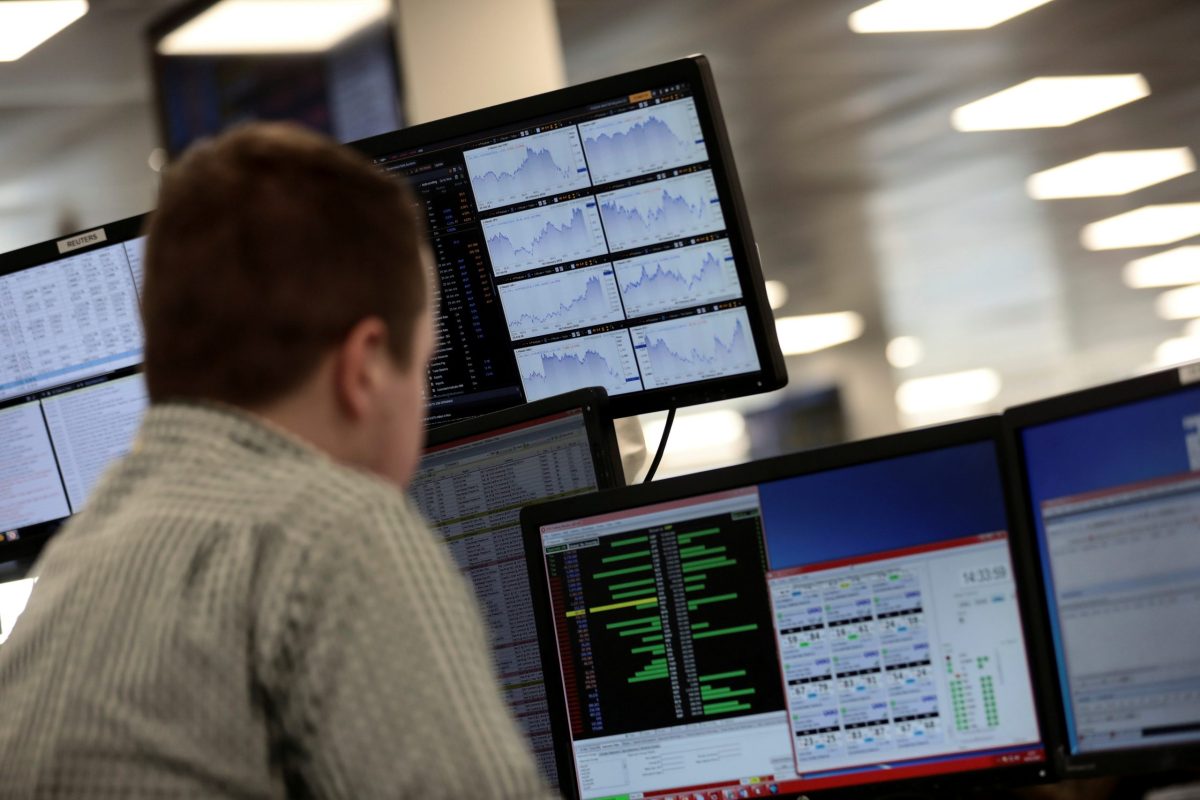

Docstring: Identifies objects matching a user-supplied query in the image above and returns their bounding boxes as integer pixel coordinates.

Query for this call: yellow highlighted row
[565,597,659,618]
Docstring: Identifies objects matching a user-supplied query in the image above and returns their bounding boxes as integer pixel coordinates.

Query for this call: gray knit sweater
[0,402,553,799]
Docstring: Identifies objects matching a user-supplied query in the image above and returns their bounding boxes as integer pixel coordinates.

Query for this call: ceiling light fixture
[1156,284,1200,320]
[775,312,864,355]
[886,336,924,369]
[764,280,789,311]
[1082,203,1200,251]
[1124,246,1200,288]
[157,0,389,55]
[849,0,1055,33]
[896,368,1001,415]
[1027,148,1195,200]
[0,1,88,62]
[952,75,1149,132]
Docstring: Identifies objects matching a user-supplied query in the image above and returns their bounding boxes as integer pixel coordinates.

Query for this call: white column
[394,0,566,125]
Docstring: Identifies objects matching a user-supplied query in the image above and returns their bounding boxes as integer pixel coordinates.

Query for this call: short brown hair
[141,123,427,407]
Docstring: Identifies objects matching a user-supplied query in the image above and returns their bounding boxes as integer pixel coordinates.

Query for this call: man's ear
[333,317,390,421]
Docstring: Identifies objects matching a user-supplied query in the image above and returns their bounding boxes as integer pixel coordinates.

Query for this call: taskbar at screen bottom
[585,747,1046,800]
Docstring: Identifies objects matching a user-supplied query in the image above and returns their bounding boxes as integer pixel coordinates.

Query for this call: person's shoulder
[280,458,426,549]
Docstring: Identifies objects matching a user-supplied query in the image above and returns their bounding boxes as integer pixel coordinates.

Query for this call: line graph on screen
[465,128,592,211]
[580,97,708,185]
[517,331,643,401]
[632,307,759,389]
[615,240,741,317]
[483,198,608,277]
[499,264,625,341]
[598,171,725,253]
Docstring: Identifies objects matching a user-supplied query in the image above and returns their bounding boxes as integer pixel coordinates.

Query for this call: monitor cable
[642,407,676,483]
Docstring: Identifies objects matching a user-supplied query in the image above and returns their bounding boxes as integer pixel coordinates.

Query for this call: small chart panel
[614,240,741,318]
[597,171,726,253]
[516,330,643,401]
[483,198,608,277]
[631,307,760,389]
[579,97,709,185]
[499,264,625,342]
[465,128,592,211]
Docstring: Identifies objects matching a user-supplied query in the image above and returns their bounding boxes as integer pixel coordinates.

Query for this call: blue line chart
[579,98,708,185]
[631,307,760,389]
[465,127,591,211]
[614,239,741,317]
[516,331,643,401]
[499,264,625,341]
[482,198,608,277]
[597,170,726,253]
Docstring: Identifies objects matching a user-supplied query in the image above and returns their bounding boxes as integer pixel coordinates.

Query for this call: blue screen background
[1020,383,1200,752]
[759,441,1009,571]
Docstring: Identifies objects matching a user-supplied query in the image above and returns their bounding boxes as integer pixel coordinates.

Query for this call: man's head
[142,123,434,487]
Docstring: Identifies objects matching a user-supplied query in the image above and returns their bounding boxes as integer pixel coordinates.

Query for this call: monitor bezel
[350,54,787,421]
[144,0,406,159]
[522,416,1057,800]
[421,386,625,492]
[0,213,151,555]
[0,213,148,278]
[1002,365,1200,779]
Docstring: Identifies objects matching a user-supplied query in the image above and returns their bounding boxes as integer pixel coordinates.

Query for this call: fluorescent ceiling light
[1081,203,1200,251]
[886,336,924,369]
[764,280,789,310]
[1156,284,1200,320]
[849,0,1054,33]
[952,75,1149,132]
[158,0,389,55]
[1124,246,1200,288]
[1027,148,1195,200]
[775,312,864,355]
[1154,336,1200,368]
[896,368,1001,415]
[0,1,88,62]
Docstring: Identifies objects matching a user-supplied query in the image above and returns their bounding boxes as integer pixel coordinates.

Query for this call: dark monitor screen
[407,389,623,787]
[352,56,786,427]
[0,216,149,553]
[149,10,403,157]
[523,419,1048,799]
[1009,367,1200,773]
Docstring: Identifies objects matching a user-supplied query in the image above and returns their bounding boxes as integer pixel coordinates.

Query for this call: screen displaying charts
[632,307,760,389]
[363,66,778,424]
[498,264,624,341]
[465,128,591,212]
[615,240,740,317]
[579,97,709,185]
[516,331,642,402]
[597,171,725,253]
[483,198,608,277]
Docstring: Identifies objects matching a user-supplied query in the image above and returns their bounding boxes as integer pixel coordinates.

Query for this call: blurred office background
[4,0,1200,477]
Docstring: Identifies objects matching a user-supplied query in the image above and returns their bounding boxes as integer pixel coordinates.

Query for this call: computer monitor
[522,417,1051,799]
[147,2,404,157]
[0,215,149,557]
[407,388,624,787]
[1006,366,1200,776]
[351,55,787,427]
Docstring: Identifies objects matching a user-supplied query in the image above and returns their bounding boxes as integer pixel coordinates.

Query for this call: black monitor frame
[522,416,1057,800]
[1002,365,1200,779]
[145,0,405,159]
[422,386,624,492]
[0,213,150,556]
[351,55,787,423]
